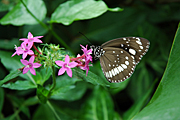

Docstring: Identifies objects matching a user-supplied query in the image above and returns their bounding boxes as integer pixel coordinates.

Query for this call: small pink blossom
[55,55,78,77]
[12,42,34,59]
[80,44,92,62]
[19,32,43,48]
[11,45,24,57]
[20,56,41,75]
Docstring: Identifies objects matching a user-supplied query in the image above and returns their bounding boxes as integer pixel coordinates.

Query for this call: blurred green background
[0,0,180,119]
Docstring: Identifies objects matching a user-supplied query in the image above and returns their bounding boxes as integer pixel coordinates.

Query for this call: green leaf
[73,68,109,87]
[50,0,122,25]
[133,23,180,119]
[51,81,86,101]
[0,70,21,86]
[0,0,47,25]
[0,88,4,114]
[80,86,120,120]
[50,75,82,100]
[0,39,20,50]
[1,80,36,90]
[36,84,50,104]
[0,51,36,85]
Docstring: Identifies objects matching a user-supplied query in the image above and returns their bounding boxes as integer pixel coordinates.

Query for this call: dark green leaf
[0,0,47,25]
[80,86,120,120]
[36,84,50,104]
[73,67,109,86]
[0,39,20,50]
[0,70,21,86]
[1,80,36,90]
[133,23,180,120]
[50,0,122,25]
[0,88,4,113]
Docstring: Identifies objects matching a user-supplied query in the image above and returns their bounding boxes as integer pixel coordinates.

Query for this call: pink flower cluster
[55,45,93,77]
[12,32,42,75]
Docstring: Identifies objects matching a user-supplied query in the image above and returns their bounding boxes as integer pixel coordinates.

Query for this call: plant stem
[33,44,42,54]
[47,101,61,120]
[50,66,56,92]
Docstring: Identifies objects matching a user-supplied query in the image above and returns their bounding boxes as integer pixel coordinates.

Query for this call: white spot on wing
[139,46,143,49]
[129,48,136,55]
[121,64,127,69]
[125,61,129,65]
[117,66,123,72]
[136,40,142,45]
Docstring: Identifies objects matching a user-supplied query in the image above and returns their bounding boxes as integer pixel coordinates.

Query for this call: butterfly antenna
[79,32,92,45]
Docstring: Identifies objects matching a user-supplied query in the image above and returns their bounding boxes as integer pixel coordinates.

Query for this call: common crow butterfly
[90,37,150,83]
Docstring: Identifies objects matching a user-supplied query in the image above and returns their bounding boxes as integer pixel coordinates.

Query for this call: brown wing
[101,37,150,64]
[99,47,136,83]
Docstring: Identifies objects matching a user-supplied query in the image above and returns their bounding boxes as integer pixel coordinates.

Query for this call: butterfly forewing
[97,37,150,83]
[101,37,150,64]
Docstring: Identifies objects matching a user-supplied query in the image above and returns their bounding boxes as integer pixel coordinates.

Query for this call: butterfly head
[90,45,105,60]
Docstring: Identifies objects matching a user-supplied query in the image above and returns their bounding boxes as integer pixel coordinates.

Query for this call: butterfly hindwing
[99,47,136,83]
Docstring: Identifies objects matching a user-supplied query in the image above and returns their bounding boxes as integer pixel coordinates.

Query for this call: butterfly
[90,37,150,83]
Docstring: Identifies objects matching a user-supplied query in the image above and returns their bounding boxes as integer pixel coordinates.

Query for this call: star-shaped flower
[19,32,43,48]
[55,55,78,77]
[80,44,92,62]
[12,42,34,59]
[20,56,41,75]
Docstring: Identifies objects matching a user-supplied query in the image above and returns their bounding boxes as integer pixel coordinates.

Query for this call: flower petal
[22,53,28,59]
[11,52,17,57]
[58,68,66,76]
[28,32,33,39]
[34,36,43,39]
[65,55,70,63]
[29,56,35,63]
[68,62,78,68]
[27,50,34,55]
[33,38,43,43]
[30,68,36,75]
[33,63,41,68]
[20,59,29,65]
[66,68,72,77]
[19,38,28,41]
[55,61,64,67]
[23,67,29,74]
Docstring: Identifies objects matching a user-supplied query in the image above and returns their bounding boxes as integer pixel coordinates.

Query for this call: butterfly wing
[99,47,136,83]
[101,37,150,64]
[100,37,150,83]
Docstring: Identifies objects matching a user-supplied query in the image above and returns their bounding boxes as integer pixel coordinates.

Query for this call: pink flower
[12,42,34,59]
[20,56,41,75]
[80,44,92,62]
[19,32,43,48]
[11,45,24,57]
[55,55,78,77]
[80,60,92,76]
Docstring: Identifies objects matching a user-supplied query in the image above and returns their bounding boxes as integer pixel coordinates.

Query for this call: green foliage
[0,0,180,119]
[50,0,122,25]
[132,23,180,120]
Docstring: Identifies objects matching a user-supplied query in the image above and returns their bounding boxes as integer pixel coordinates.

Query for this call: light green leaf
[50,0,122,25]
[80,86,120,120]
[133,23,180,119]
[0,70,21,86]
[1,80,36,90]
[0,0,47,25]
